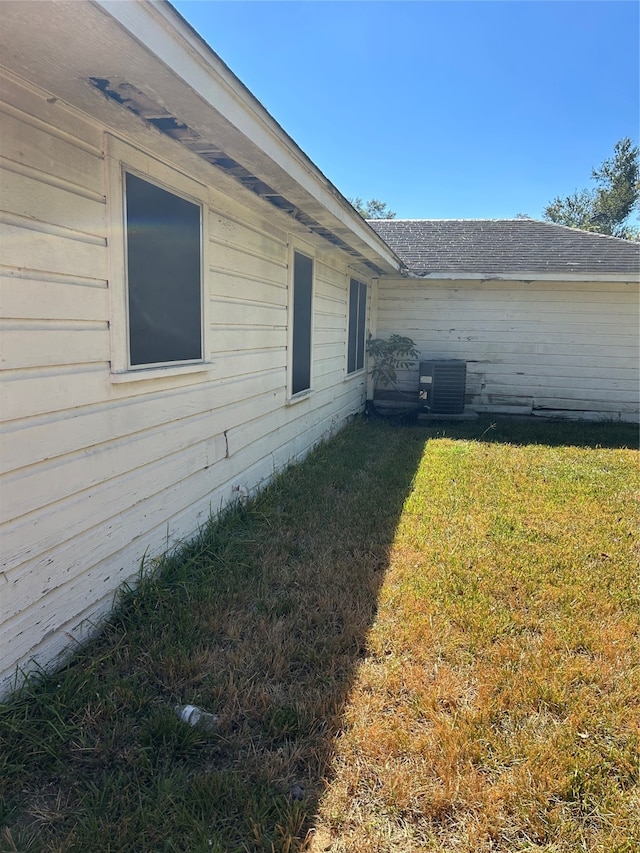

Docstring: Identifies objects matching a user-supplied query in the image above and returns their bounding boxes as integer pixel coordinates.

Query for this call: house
[371,219,639,420]
[0,0,638,695]
[0,0,404,694]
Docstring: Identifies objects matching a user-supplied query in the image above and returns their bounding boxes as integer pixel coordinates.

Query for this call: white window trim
[105,134,211,382]
[287,239,315,401]
[345,274,369,378]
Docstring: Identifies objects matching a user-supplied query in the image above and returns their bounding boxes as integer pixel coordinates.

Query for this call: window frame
[287,242,315,400]
[106,135,210,382]
[346,277,368,376]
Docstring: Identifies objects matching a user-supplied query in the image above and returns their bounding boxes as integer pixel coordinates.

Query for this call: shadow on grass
[1,415,636,851]
[0,419,429,853]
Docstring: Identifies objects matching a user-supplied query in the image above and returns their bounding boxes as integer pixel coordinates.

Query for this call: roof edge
[368,217,640,246]
[402,271,640,283]
[78,1,402,274]
[151,0,404,272]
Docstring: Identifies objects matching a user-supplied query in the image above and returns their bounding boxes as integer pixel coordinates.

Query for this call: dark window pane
[356,281,367,370]
[126,172,202,366]
[292,251,313,394]
[347,279,359,374]
[347,278,367,374]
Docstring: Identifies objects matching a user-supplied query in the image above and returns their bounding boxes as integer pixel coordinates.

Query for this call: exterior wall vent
[419,360,467,414]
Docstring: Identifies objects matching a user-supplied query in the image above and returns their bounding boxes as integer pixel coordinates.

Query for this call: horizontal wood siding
[0,71,370,694]
[377,277,639,421]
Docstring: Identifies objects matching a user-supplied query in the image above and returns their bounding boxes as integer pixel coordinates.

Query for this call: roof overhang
[0,0,403,277]
[406,271,639,283]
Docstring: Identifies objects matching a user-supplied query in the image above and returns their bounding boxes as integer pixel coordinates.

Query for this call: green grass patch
[1,417,638,852]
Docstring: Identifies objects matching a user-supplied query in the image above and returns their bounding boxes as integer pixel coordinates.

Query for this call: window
[291,250,313,395]
[347,278,367,374]
[125,172,202,368]
[106,136,209,381]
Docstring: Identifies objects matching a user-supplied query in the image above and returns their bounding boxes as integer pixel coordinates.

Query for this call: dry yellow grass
[1,418,638,852]
[309,434,640,852]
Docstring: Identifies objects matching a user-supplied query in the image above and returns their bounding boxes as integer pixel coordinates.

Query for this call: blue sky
[171,1,639,220]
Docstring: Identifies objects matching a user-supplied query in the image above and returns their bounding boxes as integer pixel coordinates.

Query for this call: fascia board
[406,271,640,283]
[92,0,403,274]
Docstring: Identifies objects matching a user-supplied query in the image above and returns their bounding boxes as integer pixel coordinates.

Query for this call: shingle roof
[367,218,640,277]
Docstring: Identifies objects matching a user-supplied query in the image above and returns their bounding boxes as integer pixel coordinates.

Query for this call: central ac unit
[419,360,467,414]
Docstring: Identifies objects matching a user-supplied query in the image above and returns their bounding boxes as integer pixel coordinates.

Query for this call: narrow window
[347,278,367,374]
[291,250,313,395]
[125,172,202,367]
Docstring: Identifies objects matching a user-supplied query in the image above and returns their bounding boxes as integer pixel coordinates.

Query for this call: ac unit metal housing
[419,360,467,414]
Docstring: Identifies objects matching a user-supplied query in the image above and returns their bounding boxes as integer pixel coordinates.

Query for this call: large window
[125,172,202,368]
[291,250,313,395]
[347,278,367,374]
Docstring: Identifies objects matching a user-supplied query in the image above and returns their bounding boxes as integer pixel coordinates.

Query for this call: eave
[0,0,403,277]
[405,271,639,283]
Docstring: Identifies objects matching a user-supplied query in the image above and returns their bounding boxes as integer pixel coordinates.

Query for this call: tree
[348,197,396,219]
[543,137,639,239]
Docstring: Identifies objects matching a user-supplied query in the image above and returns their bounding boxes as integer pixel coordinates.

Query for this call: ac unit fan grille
[419,360,467,414]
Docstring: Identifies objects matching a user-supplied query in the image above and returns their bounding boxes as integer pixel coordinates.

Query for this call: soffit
[0,0,402,277]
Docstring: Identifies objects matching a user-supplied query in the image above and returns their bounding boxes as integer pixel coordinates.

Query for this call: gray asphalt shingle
[367,219,640,276]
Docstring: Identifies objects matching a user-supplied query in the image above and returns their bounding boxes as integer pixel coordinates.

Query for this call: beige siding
[377,277,639,421]
[0,71,371,693]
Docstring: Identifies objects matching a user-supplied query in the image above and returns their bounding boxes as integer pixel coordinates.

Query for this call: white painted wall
[0,71,372,694]
[377,277,639,421]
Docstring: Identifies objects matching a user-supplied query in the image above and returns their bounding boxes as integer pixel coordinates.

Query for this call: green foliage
[366,334,419,392]
[543,137,639,239]
[544,188,597,230]
[348,197,396,219]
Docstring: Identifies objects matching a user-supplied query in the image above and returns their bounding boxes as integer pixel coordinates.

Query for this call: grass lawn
[1,417,638,852]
